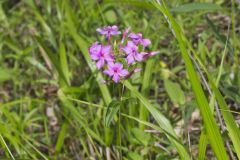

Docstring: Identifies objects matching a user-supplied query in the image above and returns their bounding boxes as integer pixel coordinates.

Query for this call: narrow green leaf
[36,37,69,86]
[63,2,114,146]
[139,58,155,130]
[131,128,151,146]
[59,42,70,85]
[128,152,143,160]
[164,79,185,105]
[0,133,15,160]
[124,81,190,160]
[26,57,51,76]
[205,16,232,53]
[29,4,57,49]
[152,1,228,159]
[122,113,181,144]
[0,68,13,83]
[185,29,240,159]
[104,0,154,9]
[58,90,105,146]
[206,72,240,159]
[198,130,208,160]
[64,2,111,105]
[54,122,68,159]
[171,3,222,13]
[104,100,121,127]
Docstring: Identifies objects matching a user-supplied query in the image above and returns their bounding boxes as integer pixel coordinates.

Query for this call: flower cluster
[89,25,157,83]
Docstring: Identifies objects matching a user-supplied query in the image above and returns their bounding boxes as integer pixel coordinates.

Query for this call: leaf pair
[104,100,121,127]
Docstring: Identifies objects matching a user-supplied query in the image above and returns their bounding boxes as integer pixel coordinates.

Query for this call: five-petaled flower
[96,25,121,40]
[89,42,114,69]
[104,62,129,83]
[128,32,151,47]
[122,41,144,64]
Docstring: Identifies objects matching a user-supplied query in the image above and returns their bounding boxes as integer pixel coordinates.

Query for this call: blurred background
[0,0,239,159]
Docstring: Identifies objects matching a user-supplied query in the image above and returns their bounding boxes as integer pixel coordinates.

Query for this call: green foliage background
[0,0,240,159]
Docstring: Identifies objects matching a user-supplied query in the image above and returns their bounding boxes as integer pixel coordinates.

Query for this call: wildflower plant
[89,25,158,83]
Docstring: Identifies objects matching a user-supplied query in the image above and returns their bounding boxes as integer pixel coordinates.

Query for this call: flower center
[132,48,136,53]
[113,68,118,73]
[99,52,104,57]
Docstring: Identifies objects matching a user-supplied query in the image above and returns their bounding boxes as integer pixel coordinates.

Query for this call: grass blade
[36,37,69,86]
[185,31,240,159]
[54,122,68,160]
[104,100,121,127]
[171,3,222,13]
[164,79,185,105]
[152,1,228,159]
[139,58,155,130]
[58,89,105,145]
[59,42,70,85]
[124,81,190,160]
[0,133,15,160]
[64,2,111,105]
[198,130,208,160]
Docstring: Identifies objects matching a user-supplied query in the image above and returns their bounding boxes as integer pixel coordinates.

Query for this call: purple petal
[122,46,131,54]
[96,59,105,69]
[136,33,142,38]
[141,39,151,47]
[90,53,99,61]
[122,41,138,54]
[89,43,101,54]
[127,41,136,47]
[126,54,135,64]
[121,27,131,43]
[134,53,143,62]
[114,63,123,70]
[134,68,142,73]
[142,51,159,59]
[89,44,101,60]
[105,54,114,62]
[128,33,138,39]
[107,62,115,69]
[122,41,135,54]
[96,28,108,35]
[103,69,114,76]
[112,74,120,83]
[129,33,142,44]
[111,31,121,35]
[102,45,111,55]
[139,52,148,59]
[89,42,98,51]
[150,51,160,56]
[106,34,111,40]
[140,52,148,55]
[111,25,118,31]
[119,69,129,77]
[111,25,121,35]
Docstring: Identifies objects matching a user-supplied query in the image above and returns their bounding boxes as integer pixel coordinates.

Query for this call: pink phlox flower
[89,43,114,69]
[133,68,142,73]
[122,41,144,64]
[128,32,151,47]
[96,25,121,40]
[141,51,160,59]
[103,62,129,83]
[121,27,131,44]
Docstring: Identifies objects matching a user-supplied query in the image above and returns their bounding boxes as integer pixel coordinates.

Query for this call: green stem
[118,83,125,160]
[231,0,239,87]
